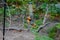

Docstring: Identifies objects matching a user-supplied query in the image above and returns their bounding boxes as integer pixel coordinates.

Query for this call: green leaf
[44,0,49,3]
[40,3,47,9]
[0,8,4,14]
[35,35,53,40]
[56,23,60,29]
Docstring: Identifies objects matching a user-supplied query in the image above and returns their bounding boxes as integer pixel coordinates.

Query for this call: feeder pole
[3,0,6,40]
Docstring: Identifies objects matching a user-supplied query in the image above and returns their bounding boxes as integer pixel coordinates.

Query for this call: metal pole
[3,0,6,40]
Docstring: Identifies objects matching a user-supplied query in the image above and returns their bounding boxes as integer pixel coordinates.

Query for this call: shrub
[56,23,60,29]
[48,27,57,39]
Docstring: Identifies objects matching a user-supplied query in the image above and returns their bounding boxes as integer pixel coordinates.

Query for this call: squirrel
[26,16,36,27]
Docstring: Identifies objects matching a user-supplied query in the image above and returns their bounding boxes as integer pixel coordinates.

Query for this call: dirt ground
[0,21,60,40]
[0,31,3,40]
[5,30,35,40]
[0,30,35,40]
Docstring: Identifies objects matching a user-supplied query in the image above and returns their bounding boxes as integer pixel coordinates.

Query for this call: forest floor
[39,21,58,36]
[0,21,35,40]
[5,30,35,40]
[0,28,35,40]
[0,31,3,40]
[0,26,35,40]
[0,22,3,40]
[0,21,60,40]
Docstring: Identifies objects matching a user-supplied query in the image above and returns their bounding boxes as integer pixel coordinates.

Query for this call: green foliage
[48,23,60,39]
[6,0,60,19]
[34,13,39,19]
[49,32,56,39]
[24,18,43,31]
[6,8,16,16]
[40,3,47,9]
[40,3,59,13]
[24,19,43,31]
[0,8,4,14]
[48,27,57,39]
[50,14,56,20]
[5,22,9,27]
[24,23,28,28]
[6,5,27,17]
[30,19,43,32]
[34,35,53,40]
[0,8,3,21]
[30,28,53,40]
[56,23,60,29]
[35,19,43,26]
[43,0,49,3]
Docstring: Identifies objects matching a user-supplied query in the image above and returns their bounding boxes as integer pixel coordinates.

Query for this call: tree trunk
[27,2,33,31]
[28,2,33,19]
